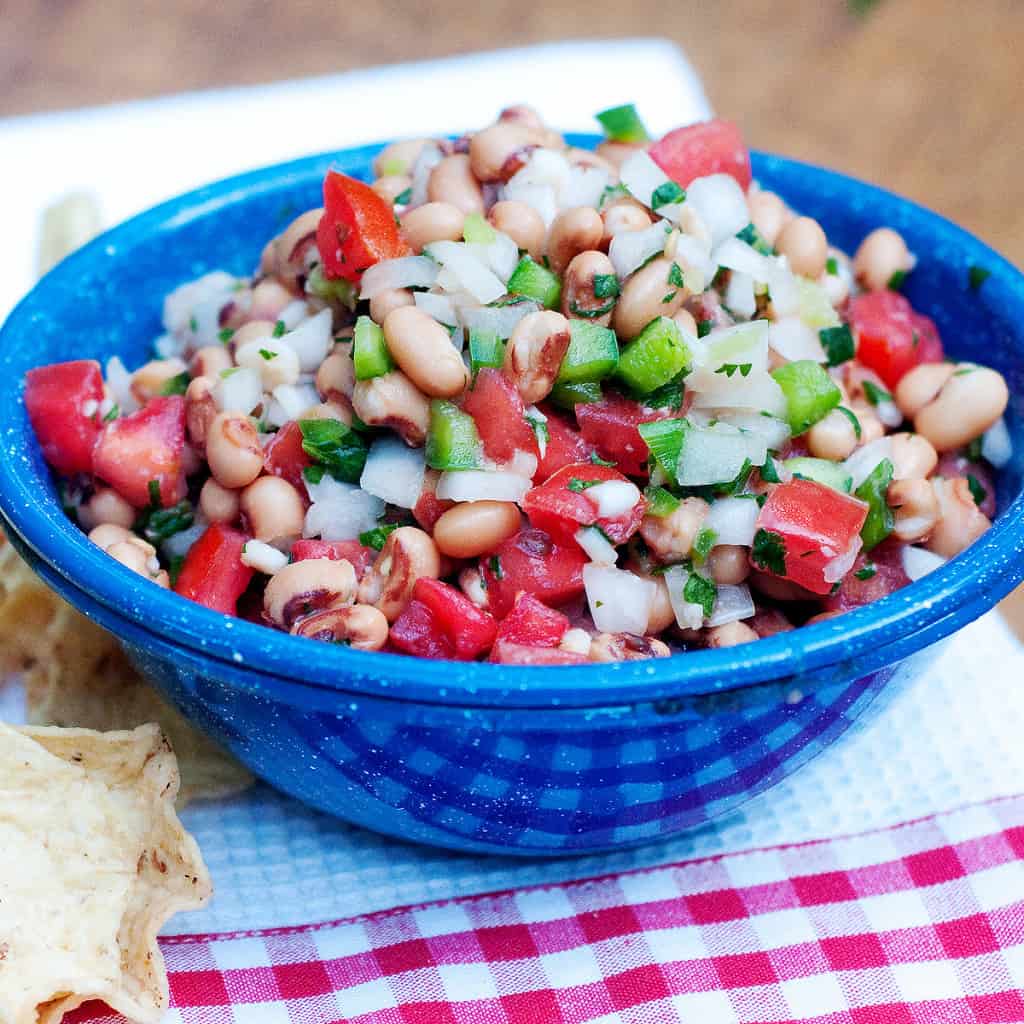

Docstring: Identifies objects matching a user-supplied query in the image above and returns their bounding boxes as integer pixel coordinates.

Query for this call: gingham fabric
[69,793,1024,1024]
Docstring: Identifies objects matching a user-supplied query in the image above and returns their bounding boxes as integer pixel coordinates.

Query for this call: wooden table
[5,0,1022,630]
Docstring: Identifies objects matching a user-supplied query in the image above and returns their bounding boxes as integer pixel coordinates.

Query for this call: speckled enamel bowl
[2,138,1023,854]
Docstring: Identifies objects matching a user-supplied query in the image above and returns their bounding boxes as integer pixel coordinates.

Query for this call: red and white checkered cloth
[69,794,1024,1024]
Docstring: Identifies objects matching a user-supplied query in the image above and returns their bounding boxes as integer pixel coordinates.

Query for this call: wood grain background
[5,0,1022,628]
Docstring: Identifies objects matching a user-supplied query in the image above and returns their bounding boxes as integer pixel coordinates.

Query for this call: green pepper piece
[855,457,895,551]
[784,456,854,493]
[771,359,841,435]
[644,485,680,518]
[617,316,692,395]
[638,418,688,480]
[549,380,602,410]
[594,103,649,144]
[425,400,481,470]
[556,321,619,385]
[463,213,497,245]
[507,256,562,309]
[468,329,506,379]
[352,315,394,380]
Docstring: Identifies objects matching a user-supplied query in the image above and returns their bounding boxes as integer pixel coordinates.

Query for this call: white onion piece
[874,398,904,429]
[280,308,332,372]
[844,436,894,489]
[764,258,800,317]
[725,270,757,319]
[409,143,444,208]
[414,291,459,326]
[677,423,764,487]
[483,231,521,283]
[502,449,539,479]
[583,564,655,634]
[685,174,750,248]
[562,165,610,211]
[609,220,672,279]
[575,527,618,566]
[688,370,789,419]
[162,271,236,336]
[706,583,756,627]
[501,181,558,227]
[508,148,572,194]
[436,470,532,504]
[768,317,826,363]
[214,367,262,415]
[236,340,300,390]
[154,332,186,359]
[271,383,319,420]
[360,436,426,509]
[619,150,674,210]
[663,565,704,631]
[714,237,770,280]
[823,535,863,583]
[460,300,540,340]
[586,480,642,518]
[303,477,384,540]
[703,497,760,546]
[359,256,439,299]
[714,412,792,452]
[525,406,548,459]
[982,416,1013,468]
[105,356,140,414]
[263,398,290,429]
[161,520,207,561]
[241,539,289,575]
[699,320,770,373]
[670,232,715,292]
[424,241,506,305]
[278,299,309,331]
[903,545,947,581]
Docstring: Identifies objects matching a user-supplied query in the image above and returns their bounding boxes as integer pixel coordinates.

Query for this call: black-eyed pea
[595,140,643,169]
[190,345,233,379]
[274,208,323,289]
[887,478,940,543]
[400,202,465,253]
[565,147,617,174]
[913,366,1009,452]
[78,486,136,532]
[889,432,938,480]
[106,540,156,577]
[747,189,791,246]
[130,357,188,405]
[87,523,136,552]
[232,319,277,347]
[498,104,563,149]
[488,201,545,260]
[240,476,305,542]
[302,400,354,425]
[291,603,390,650]
[589,632,671,662]
[199,478,240,524]
[561,250,617,325]
[315,350,356,402]
[807,408,860,461]
[373,138,431,178]
[927,477,992,557]
[264,558,358,629]
[847,401,886,446]
[504,310,571,404]
[612,257,689,340]
[776,216,828,279]
[248,279,294,321]
[427,154,484,215]
[639,498,709,563]
[600,198,652,247]
[547,207,604,274]
[235,339,300,389]
[707,545,751,585]
[357,526,441,622]
[369,287,415,325]
[371,174,412,204]
[646,575,676,633]
[382,305,469,398]
[468,121,538,182]
[705,621,759,648]
[352,371,431,446]
[185,376,218,452]
[853,228,915,292]
[433,501,521,559]
[206,412,264,489]
[894,362,955,419]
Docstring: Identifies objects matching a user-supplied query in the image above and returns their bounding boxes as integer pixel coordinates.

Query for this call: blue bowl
[2,137,1023,855]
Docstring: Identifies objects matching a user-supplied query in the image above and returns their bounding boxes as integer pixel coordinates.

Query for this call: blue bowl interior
[1,135,1023,712]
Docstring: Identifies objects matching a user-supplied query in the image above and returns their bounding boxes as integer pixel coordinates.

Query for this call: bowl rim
[2,138,1023,711]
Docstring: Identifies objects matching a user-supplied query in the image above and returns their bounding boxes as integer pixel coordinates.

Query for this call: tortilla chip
[0,723,212,1024]
[0,531,252,805]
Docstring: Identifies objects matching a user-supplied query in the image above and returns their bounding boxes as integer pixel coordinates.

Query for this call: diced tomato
[535,408,595,479]
[317,171,411,283]
[462,369,538,464]
[92,395,187,508]
[823,538,911,612]
[489,640,587,665]
[751,478,869,596]
[291,539,376,577]
[24,360,105,476]
[648,119,752,190]
[390,578,497,660]
[264,421,312,492]
[848,291,945,389]
[575,392,671,477]
[522,463,645,546]
[412,472,454,531]
[495,592,571,648]
[174,523,254,615]
[480,527,588,618]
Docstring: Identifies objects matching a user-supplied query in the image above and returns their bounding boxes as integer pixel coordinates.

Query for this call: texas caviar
[25,105,1012,663]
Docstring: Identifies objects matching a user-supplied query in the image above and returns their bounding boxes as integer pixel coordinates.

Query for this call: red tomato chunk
[489,641,586,665]
[649,119,752,190]
[463,368,538,464]
[390,578,497,661]
[291,539,376,578]
[575,392,670,477]
[174,523,254,615]
[824,538,911,612]
[849,291,945,389]
[263,421,312,492]
[495,592,570,648]
[24,360,105,477]
[535,408,595,479]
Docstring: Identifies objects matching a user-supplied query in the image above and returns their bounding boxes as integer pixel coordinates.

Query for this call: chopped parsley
[965,436,984,462]
[394,187,412,206]
[219,367,239,379]
[644,485,680,518]
[819,324,855,366]
[661,291,678,304]
[716,363,752,378]
[836,406,863,440]
[967,473,987,507]
[488,555,504,580]
[697,319,713,338]
[188,314,198,334]
[299,418,369,484]
[693,527,717,562]
[854,564,877,581]
[862,380,893,406]
[218,327,235,344]
[137,500,194,546]
[651,181,686,209]
[567,478,601,492]
[102,403,120,423]
[683,572,717,619]
[968,265,991,290]
[359,523,400,551]
[751,528,787,576]
[303,465,326,485]
[147,479,162,507]
[526,415,550,448]
[953,365,977,377]
[167,554,186,587]
[826,256,839,275]
[569,297,617,319]
[599,183,630,207]
[590,452,616,467]
[593,274,620,299]
[887,269,907,291]
[159,371,191,396]
[643,374,686,411]
[272,319,287,338]
[667,262,686,288]
[736,222,774,256]
[259,348,276,361]
[759,458,780,484]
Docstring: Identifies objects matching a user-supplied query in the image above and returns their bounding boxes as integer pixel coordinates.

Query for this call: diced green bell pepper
[644,485,680,518]
[468,329,506,379]
[556,321,619,385]
[771,359,841,435]
[507,256,562,309]
[617,316,692,395]
[549,380,602,410]
[425,400,481,470]
[595,103,649,144]
[784,456,853,493]
[638,417,688,480]
[855,457,895,551]
[463,213,497,245]
[352,315,394,380]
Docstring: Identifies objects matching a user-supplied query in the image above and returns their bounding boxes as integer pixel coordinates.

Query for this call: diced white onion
[670,231,715,292]
[698,320,770,374]
[271,382,320,421]
[713,411,792,452]
[583,564,655,634]
[359,256,439,299]
[982,416,1013,468]
[214,367,263,415]
[236,340,301,389]
[619,150,674,210]
[162,271,237,336]
[153,333,186,359]
[105,356,140,414]
[414,291,459,326]
[688,369,788,419]
[764,258,800,317]
[874,398,904,429]
[460,300,540,340]
[303,477,384,540]
[575,526,618,565]
[768,317,826,363]
[160,521,207,561]
[507,148,572,195]
[585,480,642,518]
[525,406,548,459]
[903,545,947,581]
[663,565,704,631]
[685,174,750,248]
[241,539,290,575]
[409,143,444,208]
[609,220,672,279]
[436,470,532,504]
[560,627,593,655]
[706,583,756,627]
[823,535,863,583]
[703,497,760,546]
[677,422,764,487]
[562,165,610,211]
[279,308,332,372]
[844,436,894,489]
[502,449,539,479]
[714,237,771,280]
[278,299,309,331]
[424,241,506,305]
[501,181,559,227]
[360,436,426,509]
[482,231,521,283]
[725,270,757,319]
